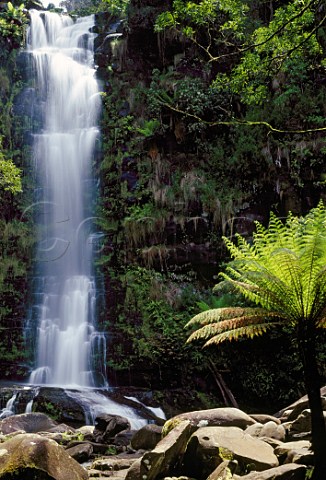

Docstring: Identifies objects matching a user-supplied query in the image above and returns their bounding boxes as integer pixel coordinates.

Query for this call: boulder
[183,426,278,479]
[93,414,131,443]
[47,423,76,434]
[88,469,130,480]
[274,440,312,464]
[288,396,326,422]
[274,387,326,420]
[0,433,88,479]
[161,478,197,480]
[114,430,134,447]
[65,442,93,463]
[76,425,95,441]
[0,412,57,434]
[288,409,326,437]
[259,437,284,449]
[245,422,264,438]
[37,431,67,444]
[131,423,162,450]
[124,457,142,480]
[32,387,86,426]
[260,421,286,441]
[245,421,285,441]
[25,0,44,9]
[125,420,194,480]
[233,463,307,479]
[163,407,256,436]
[3,430,25,439]
[250,414,281,425]
[284,449,314,466]
[206,459,239,479]
[91,456,139,472]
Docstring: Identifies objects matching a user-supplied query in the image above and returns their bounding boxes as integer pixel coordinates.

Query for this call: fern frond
[185,306,267,328]
[317,317,326,328]
[203,322,276,346]
[186,309,282,344]
[222,250,308,321]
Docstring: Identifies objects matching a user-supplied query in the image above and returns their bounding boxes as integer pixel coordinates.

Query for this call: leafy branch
[155,0,322,65]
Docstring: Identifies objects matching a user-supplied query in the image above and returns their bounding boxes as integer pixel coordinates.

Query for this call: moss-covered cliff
[93,0,326,411]
[0,0,325,413]
[0,1,35,379]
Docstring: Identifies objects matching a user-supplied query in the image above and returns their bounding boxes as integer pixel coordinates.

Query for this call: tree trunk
[208,360,239,408]
[298,325,326,479]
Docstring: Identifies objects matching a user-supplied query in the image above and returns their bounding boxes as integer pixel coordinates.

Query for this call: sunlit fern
[186,201,326,347]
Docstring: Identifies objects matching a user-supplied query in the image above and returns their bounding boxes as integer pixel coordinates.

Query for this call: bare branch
[156,96,326,134]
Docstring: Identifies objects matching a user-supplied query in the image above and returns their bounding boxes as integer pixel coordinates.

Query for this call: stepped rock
[126,419,193,480]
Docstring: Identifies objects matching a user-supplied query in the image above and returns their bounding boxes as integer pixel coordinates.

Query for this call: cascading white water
[0,393,17,419]
[28,10,105,387]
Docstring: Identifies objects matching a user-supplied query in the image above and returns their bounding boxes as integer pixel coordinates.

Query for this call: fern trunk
[298,323,326,479]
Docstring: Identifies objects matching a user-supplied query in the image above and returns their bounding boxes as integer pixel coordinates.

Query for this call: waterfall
[0,393,17,419]
[27,10,106,388]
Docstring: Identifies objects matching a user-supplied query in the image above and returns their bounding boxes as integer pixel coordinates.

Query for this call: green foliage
[0,150,22,194]
[106,266,210,386]
[100,0,129,16]
[0,3,26,49]
[6,2,25,21]
[220,0,321,106]
[61,0,129,15]
[106,445,118,455]
[124,203,167,247]
[155,0,325,121]
[155,0,248,37]
[0,8,34,375]
[137,118,160,138]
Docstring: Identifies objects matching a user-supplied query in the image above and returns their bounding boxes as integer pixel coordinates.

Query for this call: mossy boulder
[162,407,256,436]
[0,433,88,479]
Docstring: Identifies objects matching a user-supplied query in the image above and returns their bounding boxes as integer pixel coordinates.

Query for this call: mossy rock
[0,433,88,480]
[162,417,184,437]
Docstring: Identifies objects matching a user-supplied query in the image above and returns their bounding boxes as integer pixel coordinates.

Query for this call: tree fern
[186,202,326,478]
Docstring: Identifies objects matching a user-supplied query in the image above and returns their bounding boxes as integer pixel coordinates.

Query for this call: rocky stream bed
[1,387,326,480]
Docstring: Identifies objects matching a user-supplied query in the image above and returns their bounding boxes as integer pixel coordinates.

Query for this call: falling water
[0,393,17,419]
[27,10,106,387]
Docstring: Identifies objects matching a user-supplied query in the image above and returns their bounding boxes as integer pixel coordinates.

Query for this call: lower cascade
[26,10,106,387]
[0,384,165,428]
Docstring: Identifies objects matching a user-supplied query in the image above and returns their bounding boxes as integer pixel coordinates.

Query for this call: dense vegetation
[0,0,325,414]
[94,0,326,411]
[0,1,34,379]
